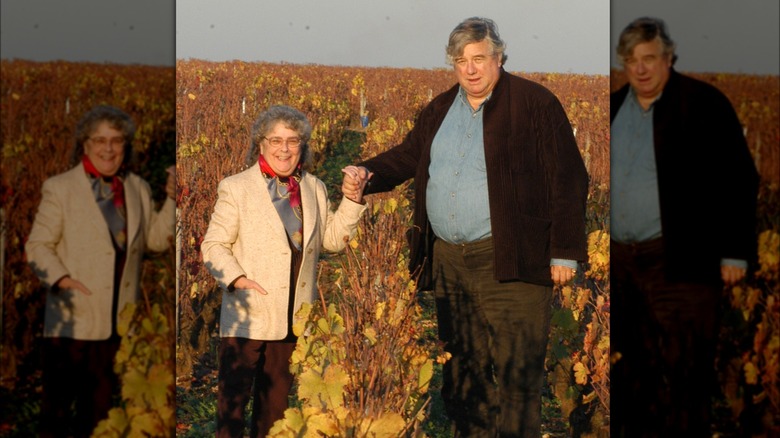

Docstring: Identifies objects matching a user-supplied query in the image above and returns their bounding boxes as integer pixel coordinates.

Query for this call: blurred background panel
[1,1,176,436]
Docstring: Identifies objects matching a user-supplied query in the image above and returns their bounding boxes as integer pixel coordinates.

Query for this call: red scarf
[259,155,303,249]
[82,155,124,209]
[258,155,301,210]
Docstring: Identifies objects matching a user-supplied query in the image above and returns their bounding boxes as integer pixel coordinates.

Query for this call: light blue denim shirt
[426,87,577,270]
[427,87,491,245]
[611,88,746,269]
[610,87,663,244]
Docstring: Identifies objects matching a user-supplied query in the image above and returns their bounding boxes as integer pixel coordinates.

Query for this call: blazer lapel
[299,173,317,248]
[72,163,113,243]
[246,163,287,239]
[123,175,141,246]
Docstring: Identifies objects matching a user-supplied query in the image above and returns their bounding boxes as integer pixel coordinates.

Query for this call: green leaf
[551,308,578,332]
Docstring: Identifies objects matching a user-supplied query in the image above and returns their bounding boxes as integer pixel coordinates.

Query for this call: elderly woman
[25,105,175,437]
[201,105,366,437]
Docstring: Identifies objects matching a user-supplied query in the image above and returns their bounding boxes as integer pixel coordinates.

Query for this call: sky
[611,0,779,74]
[1,0,778,75]
[175,0,611,74]
[0,0,175,66]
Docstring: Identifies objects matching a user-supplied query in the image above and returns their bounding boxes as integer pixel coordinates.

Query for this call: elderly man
[610,17,759,437]
[344,17,588,437]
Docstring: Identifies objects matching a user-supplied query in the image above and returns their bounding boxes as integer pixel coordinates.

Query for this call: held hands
[56,276,93,296]
[233,276,268,295]
[165,165,175,200]
[341,166,373,204]
[551,265,576,285]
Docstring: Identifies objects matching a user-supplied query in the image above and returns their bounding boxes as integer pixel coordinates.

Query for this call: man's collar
[628,86,662,110]
[457,86,492,111]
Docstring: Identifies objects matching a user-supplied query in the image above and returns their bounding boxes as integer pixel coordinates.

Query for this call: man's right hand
[341,165,373,203]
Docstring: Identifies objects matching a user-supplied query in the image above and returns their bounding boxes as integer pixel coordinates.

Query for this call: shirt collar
[457,86,491,112]
[628,86,662,111]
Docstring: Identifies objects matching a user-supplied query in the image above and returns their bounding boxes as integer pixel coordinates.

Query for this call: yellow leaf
[122,368,149,402]
[188,93,196,100]
[292,302,312,337]
[364,326,378,345]
[268,408,304,435]
[374,301,386,320]
[744,362,758,384]
[298,364,348,409]
[92,408,129,436]
[128,411,163,437]
[360,412,407,437]
[383,198,398,214]
[597,335,610,351]
[304,411,340,436]
[116,302,137,337]
[147,363,173,409]
[768,335,780,352]
[573,361,590,385]
[418,359,433,393]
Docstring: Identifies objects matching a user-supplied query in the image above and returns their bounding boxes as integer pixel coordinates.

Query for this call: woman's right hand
[56,276,93,296]
[233,276,268,295]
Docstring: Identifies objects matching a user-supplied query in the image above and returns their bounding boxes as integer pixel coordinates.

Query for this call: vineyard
[175,62,778,436]
[0,58,777,437]
[1,60,177,436]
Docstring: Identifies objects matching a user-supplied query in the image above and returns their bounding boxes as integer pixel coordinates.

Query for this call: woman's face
[83,121,125,176]
[260,122,303,177]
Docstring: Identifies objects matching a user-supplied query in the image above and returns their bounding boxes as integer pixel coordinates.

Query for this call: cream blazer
[25,163,175,340]
[201,163,365,340]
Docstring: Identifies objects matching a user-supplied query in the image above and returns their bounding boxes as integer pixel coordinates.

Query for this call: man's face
[453,39,502,107]
[623,38,672,104]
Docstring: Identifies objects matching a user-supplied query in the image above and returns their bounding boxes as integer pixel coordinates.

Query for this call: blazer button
[300,282,306,288]
[307,248,314,254]
[124,282,131,288]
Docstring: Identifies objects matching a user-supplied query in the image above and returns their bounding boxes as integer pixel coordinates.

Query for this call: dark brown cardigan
[360,69,589,288]
[611,69,759,283]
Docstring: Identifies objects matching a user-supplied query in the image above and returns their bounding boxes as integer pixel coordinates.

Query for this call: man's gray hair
[446,17,508,66]
[617,17,677,66]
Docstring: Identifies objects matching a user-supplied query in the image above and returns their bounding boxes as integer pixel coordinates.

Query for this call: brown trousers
[39,336,121,438]
[433,237,553,438]
[610,238,720,438]
[216,337,296,438]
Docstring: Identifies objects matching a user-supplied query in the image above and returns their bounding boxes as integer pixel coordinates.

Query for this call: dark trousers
[611,238,720,438]
[432,238,553,438]
[217,337,296,438]
[39,337,121,438]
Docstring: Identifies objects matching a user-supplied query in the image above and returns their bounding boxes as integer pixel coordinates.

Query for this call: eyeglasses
[264,136,302,149]
[88,136,125,149]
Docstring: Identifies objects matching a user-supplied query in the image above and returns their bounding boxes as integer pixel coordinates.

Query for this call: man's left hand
[551,265,576,285]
